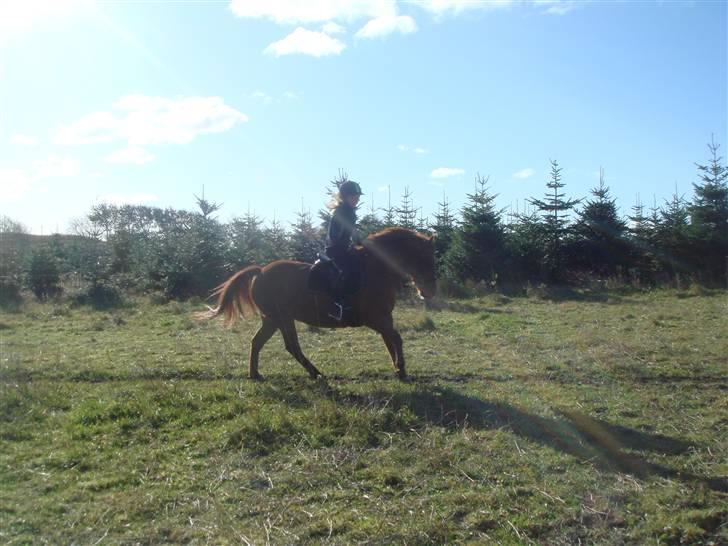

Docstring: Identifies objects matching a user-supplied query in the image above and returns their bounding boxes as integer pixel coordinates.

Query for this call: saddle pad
[307,259,336,293]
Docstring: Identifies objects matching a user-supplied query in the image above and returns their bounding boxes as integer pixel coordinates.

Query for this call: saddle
[307,252,364,296]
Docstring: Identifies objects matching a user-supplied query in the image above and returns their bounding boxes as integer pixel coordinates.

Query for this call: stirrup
[328,302,344,321]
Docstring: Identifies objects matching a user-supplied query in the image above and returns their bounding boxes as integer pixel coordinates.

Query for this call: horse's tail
[196,266,262,326]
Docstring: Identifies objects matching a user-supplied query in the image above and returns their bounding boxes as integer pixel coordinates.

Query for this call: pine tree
[189,193,226,294]
[27,246,62,300]
[417,209,430,234]
[627,194,657,283]
[628,195,651,243]
[506,209,545,283]
[228,207,267,267]
[381,186,396,228]
[689,136,728,285]
[444,174,506,285]
[263,216,291,261]
[572,168,628,277]
[654,188,691,281]
[358,196,384,238]
[430,192,456,275]
[394,186,418,229]
[528,160,581,281]
[290,205,321,263]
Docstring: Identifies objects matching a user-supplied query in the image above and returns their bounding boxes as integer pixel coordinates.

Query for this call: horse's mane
[367,227,431,245]
[360,228,432,275]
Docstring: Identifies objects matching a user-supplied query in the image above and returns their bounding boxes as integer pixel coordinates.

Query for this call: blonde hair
[327,190,348,210]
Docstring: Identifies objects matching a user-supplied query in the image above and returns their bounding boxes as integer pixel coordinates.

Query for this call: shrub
[72,280,124,309]
[26,247,62,300]
[0,278,23,309]
[436,276,471,299]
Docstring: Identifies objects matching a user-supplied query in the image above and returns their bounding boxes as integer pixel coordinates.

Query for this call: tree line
[1,137,726,306]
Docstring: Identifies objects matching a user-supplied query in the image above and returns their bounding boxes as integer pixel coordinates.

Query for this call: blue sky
[1,0,725,234]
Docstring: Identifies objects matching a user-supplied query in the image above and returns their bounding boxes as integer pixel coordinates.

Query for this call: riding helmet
[339,180,364,196]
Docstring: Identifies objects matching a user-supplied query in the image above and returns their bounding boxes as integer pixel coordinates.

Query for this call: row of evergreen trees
[2,138,726,303]
[433,138,727,289]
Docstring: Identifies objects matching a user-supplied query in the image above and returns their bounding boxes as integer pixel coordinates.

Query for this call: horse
[199,227,437,381]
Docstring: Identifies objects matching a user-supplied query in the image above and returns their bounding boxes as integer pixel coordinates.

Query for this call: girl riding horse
[200,227,437,381]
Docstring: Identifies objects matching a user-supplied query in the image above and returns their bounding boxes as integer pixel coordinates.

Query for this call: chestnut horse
[200,228,436,380]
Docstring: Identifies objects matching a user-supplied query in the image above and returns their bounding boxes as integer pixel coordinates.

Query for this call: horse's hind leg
[279,319,323,379]
[249,317,277,380]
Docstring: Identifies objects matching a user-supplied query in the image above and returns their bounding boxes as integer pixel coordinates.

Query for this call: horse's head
[367,228,437,300]
[410,234,437,300]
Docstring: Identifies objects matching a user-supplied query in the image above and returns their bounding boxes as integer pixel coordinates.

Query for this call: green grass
[1,290,727,544]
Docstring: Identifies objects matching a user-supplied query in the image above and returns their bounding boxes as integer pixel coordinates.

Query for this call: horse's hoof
[249,373,264,381]
[397,374,411,383]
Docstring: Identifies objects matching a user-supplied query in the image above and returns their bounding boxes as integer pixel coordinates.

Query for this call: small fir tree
[528,160,581,281]
[444,174,506,285]
[627,194,657,283]
[290,205,321,263]
[572,168,628,277]
[381,186,397,228]
[394,186,419,229]
[27,246,62,300]
[262,216,291,261]
[654,188,691,281]
[689,136,728,285]
[430,192,456,275]
[228,208,267,267]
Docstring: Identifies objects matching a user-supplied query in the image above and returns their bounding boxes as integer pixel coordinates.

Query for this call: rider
[325,180,364,321]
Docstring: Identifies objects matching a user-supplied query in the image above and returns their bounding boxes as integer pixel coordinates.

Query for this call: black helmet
[339,180,363,196]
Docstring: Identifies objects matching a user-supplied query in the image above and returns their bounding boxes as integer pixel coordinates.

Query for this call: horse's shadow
[312,383,727,492]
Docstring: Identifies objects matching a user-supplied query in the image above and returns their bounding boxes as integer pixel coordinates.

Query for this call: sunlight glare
[0,0,90,37]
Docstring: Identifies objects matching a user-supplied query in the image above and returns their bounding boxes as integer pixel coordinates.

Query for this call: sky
[0,0,726,235]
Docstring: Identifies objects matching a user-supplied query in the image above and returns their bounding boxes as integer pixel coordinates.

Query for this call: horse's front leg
[279,318,324,379]
[368,315,406,380]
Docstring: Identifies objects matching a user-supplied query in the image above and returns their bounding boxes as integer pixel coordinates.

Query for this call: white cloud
[355,14,417,39]
[10,133,38,146]
[33,156,80,178]
[283,90,300,100]
[512,168,535,179]
[398,144,428,154]
[431,167,464,178]
[0,0,90,39]
[416,0,514,16]
[322,21,345,35]
[377,185,389,192]
[229,0,395,24]
[105,147,155,165]
[251,90,273,104]
[55,95,248,148]
[0,155,80,202]
[532,0,580,15]
[264,27,346,57]
[0,168,32,201]
[99,193,160,206]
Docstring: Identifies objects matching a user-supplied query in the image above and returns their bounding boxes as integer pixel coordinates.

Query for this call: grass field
[1,289,726,545]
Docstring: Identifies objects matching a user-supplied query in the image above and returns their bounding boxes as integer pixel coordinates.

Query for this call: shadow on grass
[528,285,642,304]
[316,384,727,492]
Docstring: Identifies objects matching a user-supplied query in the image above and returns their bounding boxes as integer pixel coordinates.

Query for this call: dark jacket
[326,203,358,260]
